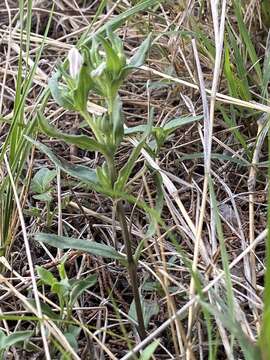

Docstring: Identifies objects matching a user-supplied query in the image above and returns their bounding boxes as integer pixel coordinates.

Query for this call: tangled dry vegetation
[1,0,270,359]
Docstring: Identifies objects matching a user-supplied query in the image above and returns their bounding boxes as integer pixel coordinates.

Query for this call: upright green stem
[106,156,146,339]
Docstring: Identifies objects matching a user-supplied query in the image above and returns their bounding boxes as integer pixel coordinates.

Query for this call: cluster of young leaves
[31,168,57,202]
[50,29,151,112]
[48,29,151,154]
[36,259,97,353]
[37,260,97,317]
[25,28,152,203]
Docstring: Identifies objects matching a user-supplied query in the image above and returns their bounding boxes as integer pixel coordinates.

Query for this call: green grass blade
[233,1,262,84]
[259,126,270,359]
[82,0,163,45]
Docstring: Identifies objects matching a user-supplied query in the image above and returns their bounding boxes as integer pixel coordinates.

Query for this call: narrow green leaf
[115,118,152,191]
[233,1,262,83]
[146,172,164,237]
[25,136,99,187]
[127,33,152,69]
[227,26,251,101]
[73,62,94,111]
[38,113,109,156]
[35,233,125,261]
[111,95,124,147]
[259,124,270,359]
[139,340,160,360]
[124,115,202,136]
[224,42,239,98]
[209,177,234,318]
[114,138,144,191]
[179,152,250,166]
[124,124,149,135]
[98,36,122,75]
[199,300,260,360]
[163,115,203,133]
[82,0,161,44]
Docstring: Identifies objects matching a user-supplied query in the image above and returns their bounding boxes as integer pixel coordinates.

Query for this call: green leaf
[58,260,68,281]
[0,330,32,350]
[233,1,262,83]
[209,177,234,317]
[146,172,164,236]
[82,0,161,45]
[114,142,144,191]
[199,299,260,360]
[115,120,151,191]
[73,62,93,111]
[129,295,159,329]
[38,113,109,156]
[134,238,146,263]
[139,340,160,360]
[127,33,152,69]
[179,152,250,166]
[28,300,61,320]
[36,266,57,287]
[111,95,124,147]
[90,61,106,78]
[31,167,57,194]
[96,164,113,190]
[70,274,97,306]
[124,124,149,135]
[124,115,202,136]
[52,279,71,298]
[35,233,125,261]
[98,36,123,76]
[163,115,203,133]
[64,326,81,352]
[25,136,99,188]
[33,191,53,202]
[48,71,74,110]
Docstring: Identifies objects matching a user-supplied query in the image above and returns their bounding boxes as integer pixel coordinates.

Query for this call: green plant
[27,28,152,339]
[30,168,57,226]
[36,259,97,354]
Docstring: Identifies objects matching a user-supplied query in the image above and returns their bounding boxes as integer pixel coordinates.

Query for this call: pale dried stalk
[187,2,227,358]
[248,114,269,330]
[187,38,210,343]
